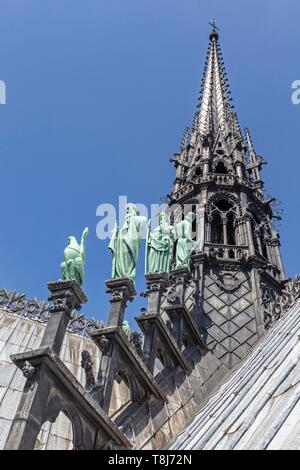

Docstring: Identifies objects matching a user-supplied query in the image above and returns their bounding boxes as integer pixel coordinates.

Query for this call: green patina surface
[175,212,197,269]
[109,203,147,282]
[145,212,175,275]
[61,227,89,284]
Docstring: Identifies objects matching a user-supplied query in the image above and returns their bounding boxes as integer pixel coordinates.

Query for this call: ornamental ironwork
[0,288,102,338]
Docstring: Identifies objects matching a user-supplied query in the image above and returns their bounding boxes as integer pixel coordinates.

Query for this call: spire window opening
[208,198,238,248]
[211,212,223,244]
[214,161,228,174]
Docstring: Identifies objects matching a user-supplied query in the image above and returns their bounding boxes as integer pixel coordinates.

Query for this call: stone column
[266,243,274,264]
[143,273,168,315]
[272,240,286,281]
[245,216,255,256]
[41,280,87,354]
[222,219,228,246]
[106,278,136,327]
[235,162,243,180]
[96,278,136,412]
[203,150,209,172]
[168,268,191,345]
[140,273,168,372]
[256,234,263,256]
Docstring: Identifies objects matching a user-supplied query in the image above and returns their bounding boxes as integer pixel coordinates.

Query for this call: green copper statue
[145,212,175,274]
[61,227,89,284]
[109,204,147,282]
[175,212,197,269]
[122,320,131,338]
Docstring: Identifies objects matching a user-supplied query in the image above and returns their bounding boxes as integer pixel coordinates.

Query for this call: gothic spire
[193,22,242,147]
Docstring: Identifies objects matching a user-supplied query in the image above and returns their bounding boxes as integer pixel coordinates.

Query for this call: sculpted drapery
[175,212,197,269]
[145,212,175,274]
[109,204,147,282]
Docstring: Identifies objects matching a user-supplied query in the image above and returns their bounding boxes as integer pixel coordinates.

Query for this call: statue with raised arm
[175,212,197,269]
[61,227,89,284]
[145,212,175,275]
[109,203,147,282]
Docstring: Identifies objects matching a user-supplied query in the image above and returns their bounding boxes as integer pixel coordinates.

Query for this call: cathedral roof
[171,296,300,450]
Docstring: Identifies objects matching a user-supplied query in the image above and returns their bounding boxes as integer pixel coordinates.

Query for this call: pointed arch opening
[211,212,223,244]
[207,196,239,249]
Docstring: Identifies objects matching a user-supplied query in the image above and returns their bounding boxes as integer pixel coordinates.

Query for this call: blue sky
[0,0,299,324]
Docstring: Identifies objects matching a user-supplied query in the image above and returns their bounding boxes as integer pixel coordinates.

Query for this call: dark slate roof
[171,299,300,450]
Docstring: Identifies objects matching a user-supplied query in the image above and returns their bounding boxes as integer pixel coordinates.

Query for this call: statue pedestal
[90,277,165,413]
[42,279,87,354]
[168,267,191,305]
[136,272,190,374]
[142,272,169,314]
[106,278,136,327]
[166,267,206,350]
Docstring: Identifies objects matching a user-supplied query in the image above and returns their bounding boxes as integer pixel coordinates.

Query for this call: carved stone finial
[48,279,87,312]
[180,127,190,153]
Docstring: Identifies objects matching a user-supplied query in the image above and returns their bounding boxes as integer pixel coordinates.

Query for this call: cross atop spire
[209,18,219,41]
[209,18,218,31]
